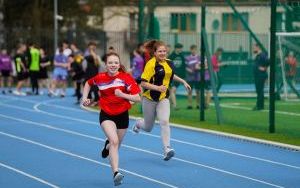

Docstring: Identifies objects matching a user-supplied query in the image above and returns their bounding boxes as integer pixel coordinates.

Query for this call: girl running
[132,40,191,161]
[81,52,141,186]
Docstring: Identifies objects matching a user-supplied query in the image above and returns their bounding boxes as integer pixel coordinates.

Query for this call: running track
[0,92,299,188]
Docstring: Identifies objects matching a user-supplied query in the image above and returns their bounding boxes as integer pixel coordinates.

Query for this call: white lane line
[0,102,98,126]
[0,131,178,188]
[1,102,299,170]
[0,96,82,112]
[39,103,84,112]
[5,95,300,151]
[171,137,300,170]
[33,102,300,170]
[0,114,287,188]
[0,162,60,188]
[0,95,40,103]
[220,104,300,117]
[1,95,299,117]
[34,102,97,125]
[0,98,18,105]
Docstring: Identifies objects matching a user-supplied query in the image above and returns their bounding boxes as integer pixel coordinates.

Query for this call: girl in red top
[81,52,141,186]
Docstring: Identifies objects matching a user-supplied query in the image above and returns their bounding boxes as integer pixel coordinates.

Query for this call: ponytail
[118,64,126,72]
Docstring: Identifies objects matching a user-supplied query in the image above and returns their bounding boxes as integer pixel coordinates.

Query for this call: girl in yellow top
[133,40,191,161]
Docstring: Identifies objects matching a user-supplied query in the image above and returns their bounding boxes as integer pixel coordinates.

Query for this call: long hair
[144,40,164,56]
[144,40,166,62]
[105,52,126,72]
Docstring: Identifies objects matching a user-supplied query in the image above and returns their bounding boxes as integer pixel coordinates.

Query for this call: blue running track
[0,92,299,188]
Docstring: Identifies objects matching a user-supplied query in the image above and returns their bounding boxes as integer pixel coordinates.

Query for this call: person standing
[38,47,51,95]
[81,52,141,186]
[132,40,191,161]
[201,59,212,109]
[283,51,300,98]
[69,54,84,104]
[28,43,41,95]
[252,44,269,111]
[70,42,83,96]
[168,43,186,110]
[211,47,224,93]
[83,41,101,106]
[56,40,72,57]
[13,44,29,96]
[275,49,283,100]
[0,48,13,94]
[185,44,201,109]
[49,46,69,97]
[130,43,145,84]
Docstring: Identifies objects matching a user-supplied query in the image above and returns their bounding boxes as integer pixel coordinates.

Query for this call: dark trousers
[75,81,82,102]
[88,85,99,101]
[216,72,222,92]
[29,71,39,94]
[277,76,300,98]
[214,72,222,93]
[84,79,99,102]
[254,76,267,109]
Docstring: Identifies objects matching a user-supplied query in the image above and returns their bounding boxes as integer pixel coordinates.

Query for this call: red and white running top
[87,72,140,115]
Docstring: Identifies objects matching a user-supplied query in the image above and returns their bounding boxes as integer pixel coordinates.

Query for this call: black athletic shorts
[38,69,48,79]
[1,70,11,77]
[17,72,29,81]
[99,110,129,129]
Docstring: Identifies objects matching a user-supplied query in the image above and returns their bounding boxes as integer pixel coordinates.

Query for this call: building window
[170,13,196,32]
[222,13,248,32]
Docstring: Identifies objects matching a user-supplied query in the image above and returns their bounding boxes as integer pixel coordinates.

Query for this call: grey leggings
[141,97,171,149]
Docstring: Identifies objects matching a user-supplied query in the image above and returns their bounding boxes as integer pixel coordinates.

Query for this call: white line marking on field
[220,104,300,116]
[0,131,179,188]
[0,102,299,170]
[0,114,289,188]
[0,162,60,188]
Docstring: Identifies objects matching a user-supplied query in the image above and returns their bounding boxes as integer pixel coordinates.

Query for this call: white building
[102,4,285,65]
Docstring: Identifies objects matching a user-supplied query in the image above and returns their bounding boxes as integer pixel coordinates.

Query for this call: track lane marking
[0,131,178,188]
[0,114,288,188]
[0,162,60,188]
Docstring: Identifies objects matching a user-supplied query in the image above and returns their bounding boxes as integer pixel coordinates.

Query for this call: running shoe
[16,91,26,96]
[101,139,109,158]
[13,90,21,96]
[163,147,175,161]
[13,90,26,96]
[113,171,124,186]
[48,90,57,97]
[132,119,143,134]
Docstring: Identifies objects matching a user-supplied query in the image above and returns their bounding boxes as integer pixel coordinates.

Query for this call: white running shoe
[13,90,21,96]
[163,147,175,161]
[132,119,143,134]
[48,90,58,97]
[13,90,26,96]
[113,172,124,186]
